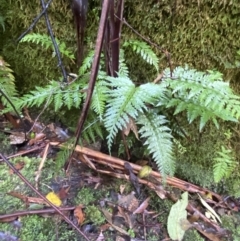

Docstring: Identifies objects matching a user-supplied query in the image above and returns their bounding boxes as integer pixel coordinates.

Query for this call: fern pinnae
[20,33,74,60]
[137,111,175,176]
[90,81,109,121]
[123,40,159,72]
[79,50,95,75]
[163,66,240,130]
[213,146,236,183]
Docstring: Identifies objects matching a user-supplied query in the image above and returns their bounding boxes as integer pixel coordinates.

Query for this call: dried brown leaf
[133,197,150,214]
[74,205,85,226]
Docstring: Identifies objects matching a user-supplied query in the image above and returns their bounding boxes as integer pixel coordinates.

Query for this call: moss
[0,215,80,241]
[85,205,105,225]
[183,229,205,241]
[0,156,65,214]
[222,214,240,240]
[74,187,96,206]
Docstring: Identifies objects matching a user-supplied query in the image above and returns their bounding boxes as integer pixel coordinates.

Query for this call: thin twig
[17,0,54,42]
[0,207,75,221]
[0,153,90,241]
[35,143,49,189]
[40,0,68,82]
[64,0,111,170]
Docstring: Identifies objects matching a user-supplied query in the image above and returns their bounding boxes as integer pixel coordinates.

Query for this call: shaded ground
[0,116,240,241]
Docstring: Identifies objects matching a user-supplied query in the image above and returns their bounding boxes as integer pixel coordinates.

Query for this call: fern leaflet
[104,76,165,150]
[162,66,240,131]
[20,33,74,60]
[137,111,175,176]
[213,146,236,183]
[123,40,159,72]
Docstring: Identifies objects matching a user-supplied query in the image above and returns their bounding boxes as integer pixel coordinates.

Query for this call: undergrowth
[1,34,240,183]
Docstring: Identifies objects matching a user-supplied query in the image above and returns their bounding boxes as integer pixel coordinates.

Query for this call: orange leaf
[9,161,25,174]
[74,205,85,225]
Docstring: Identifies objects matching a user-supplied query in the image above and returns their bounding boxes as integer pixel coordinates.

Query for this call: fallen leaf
[9,132,26,144]
[197,193,222,224]
[120,185,125,194]
[133,197,150,214]
[45,192,62,206]
[167,192,188,241]
[74,205,85,226]
[101,208,129,236]
[122,117,139,139]
[138,165,152,178]
[28,133,46,145]
[9,161,25,174]
[118,191,139,212]
[95,231,104,241]
[58,186,70,200]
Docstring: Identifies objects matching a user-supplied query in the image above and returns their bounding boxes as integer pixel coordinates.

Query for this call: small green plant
[0,56,18,109]
[5,33,240,180]
[213,146,236,183]
[20,33,75,60]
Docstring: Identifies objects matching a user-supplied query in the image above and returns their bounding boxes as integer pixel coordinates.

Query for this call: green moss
[0,215,80,241]
[183,229,205,241]
[0,156,64,214]
[75,187,96,206]
[222,214,240,240]
[85,205,105,225]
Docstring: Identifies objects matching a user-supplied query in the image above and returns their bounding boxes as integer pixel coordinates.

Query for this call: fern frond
[104,76,165,150]
[162,66,240,131]
[119,49,129,77]
[14,79,85,112]
[123,40,159,72]
[20,33,74,60]
[82,111,103,143]
[0,57,18,108]
[137,111,175,176]
[90,81,109,121]
[213,146,236,183]
[79,50,95,75]
[16,81,60,109]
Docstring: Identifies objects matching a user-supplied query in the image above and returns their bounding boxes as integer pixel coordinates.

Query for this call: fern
[137,111,175,176]
[0,57,18,109]
[79,50,95,75]
[104,75,165,150]
[20,33,74,60]
[90,80,108,121]
[123,40,159,72]
[161,66,240,131]
[119,49,129,77]
[82,111,104,143]
[14,79,85,111]
[213,146,236,183]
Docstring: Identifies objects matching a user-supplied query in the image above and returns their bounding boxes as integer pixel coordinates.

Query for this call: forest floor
[0,114,240,241]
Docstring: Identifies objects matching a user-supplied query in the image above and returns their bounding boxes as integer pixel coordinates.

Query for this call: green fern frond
[82,111,103,143]
[0,57,18,108]
[16,81,59,109]
[119,49,129,77]
[123,40,159,72]
[104,76,165,150]
[55,139,74,171]
[90,81,109,121]
[20,33,74,60]
[79,50,95,75]
[162,66,240,131]
[213,146,236,183]
[137,111,175,176]
[14,79,85,112]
